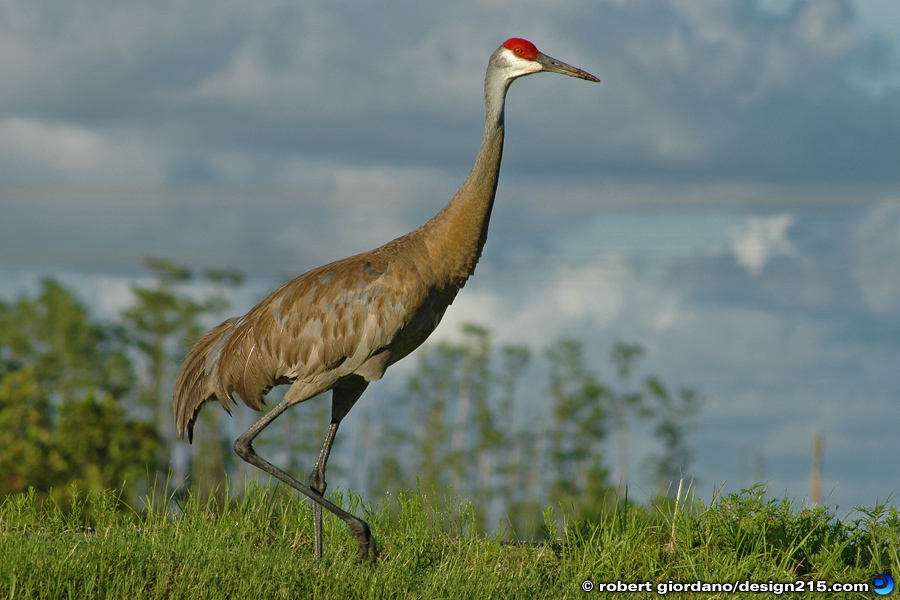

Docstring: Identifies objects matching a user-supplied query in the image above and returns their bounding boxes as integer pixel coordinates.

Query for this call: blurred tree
[391,334,459,493]
[122,258,223,429]
[607,341,652,489]
[494,345,537,537]
[372,325,516,531]
[447,324,498,520]
[56,392,160,496]
[642,377,701,492]
[545,339,614,522]
[0,279,133,402]
[369,326,704,536]
[122,258,242,500]
[0,367,65,496]
[0,280,159,505]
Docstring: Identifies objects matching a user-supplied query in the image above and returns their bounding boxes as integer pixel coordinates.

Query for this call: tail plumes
[173,318,238,442]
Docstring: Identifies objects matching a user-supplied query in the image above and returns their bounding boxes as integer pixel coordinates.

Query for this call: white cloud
[0,117,104,170]
[0,0,895,185]
[852,198,900,313]
[192,41,275,103]
[0,117,165,184]
[2,181,898,511]
[794,0,858,57]
[727,214,799,275]
[437,253,684,352]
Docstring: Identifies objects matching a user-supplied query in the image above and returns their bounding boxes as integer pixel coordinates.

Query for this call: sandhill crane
[174,38,598,563]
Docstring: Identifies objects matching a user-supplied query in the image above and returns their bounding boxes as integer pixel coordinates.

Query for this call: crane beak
[536,52,600,82]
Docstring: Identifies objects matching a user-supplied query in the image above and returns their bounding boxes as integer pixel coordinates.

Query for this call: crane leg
[233,390,377,563]
[309,383,367,564]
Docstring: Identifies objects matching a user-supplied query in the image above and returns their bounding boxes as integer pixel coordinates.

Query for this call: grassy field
[1,482,897,599]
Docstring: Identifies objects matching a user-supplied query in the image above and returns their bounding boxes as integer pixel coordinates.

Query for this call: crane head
[495,38,599,83]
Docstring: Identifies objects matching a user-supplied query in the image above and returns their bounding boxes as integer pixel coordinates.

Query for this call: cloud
[416,187,900,508]
[0,117,164,183]
[851,199,900,314]
[2,182,899,509]
[727,214,800,275]
[0,0,897,186]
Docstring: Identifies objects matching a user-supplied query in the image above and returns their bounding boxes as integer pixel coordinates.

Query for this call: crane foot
[348,519,378,563]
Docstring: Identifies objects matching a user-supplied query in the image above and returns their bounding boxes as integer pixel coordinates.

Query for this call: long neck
[419,69,512,286]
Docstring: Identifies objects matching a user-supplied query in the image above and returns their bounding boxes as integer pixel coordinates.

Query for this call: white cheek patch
[497,50,543,78]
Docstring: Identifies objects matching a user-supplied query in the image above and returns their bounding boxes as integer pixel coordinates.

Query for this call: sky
[1,0,899,513]
[1,0,899,186]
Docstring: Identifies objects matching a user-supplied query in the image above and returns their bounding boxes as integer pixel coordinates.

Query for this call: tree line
[0,260,701,536]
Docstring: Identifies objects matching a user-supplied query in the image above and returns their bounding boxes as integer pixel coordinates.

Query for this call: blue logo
[874,574,894,596]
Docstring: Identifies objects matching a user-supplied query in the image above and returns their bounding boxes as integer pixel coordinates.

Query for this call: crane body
[173,38,598,562]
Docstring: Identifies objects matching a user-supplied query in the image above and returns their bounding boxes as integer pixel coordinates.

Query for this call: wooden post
[811,433,824,507]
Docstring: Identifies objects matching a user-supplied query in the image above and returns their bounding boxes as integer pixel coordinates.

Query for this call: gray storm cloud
[0,0,897,185]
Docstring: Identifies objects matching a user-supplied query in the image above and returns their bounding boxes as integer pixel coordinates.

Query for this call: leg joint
[233,435,252,459]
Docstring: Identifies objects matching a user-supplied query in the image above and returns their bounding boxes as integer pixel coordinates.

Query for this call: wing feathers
[173,248,437,441]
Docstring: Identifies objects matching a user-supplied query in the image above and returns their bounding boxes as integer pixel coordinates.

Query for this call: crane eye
[514,47,523,55]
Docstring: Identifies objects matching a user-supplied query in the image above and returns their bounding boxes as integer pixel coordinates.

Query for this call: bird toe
[348,519,378,564]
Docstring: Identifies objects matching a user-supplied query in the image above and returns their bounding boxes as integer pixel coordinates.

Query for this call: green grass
[0,482,897,599]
